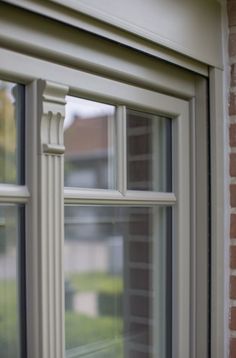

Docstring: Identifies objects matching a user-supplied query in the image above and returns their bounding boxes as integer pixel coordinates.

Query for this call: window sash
[0,51,208,358]
[62,89,191,357]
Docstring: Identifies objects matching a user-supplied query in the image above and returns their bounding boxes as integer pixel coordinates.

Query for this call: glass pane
[64,206,171,358]
[64,96,116,189]
[0,205,25,358]
[127,109,172,192]
[0,81,25,184]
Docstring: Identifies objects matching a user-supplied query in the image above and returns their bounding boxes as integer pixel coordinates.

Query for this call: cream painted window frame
[0,41,209,358]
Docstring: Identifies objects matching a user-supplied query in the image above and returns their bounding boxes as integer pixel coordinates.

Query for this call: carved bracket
[37,80,69,155]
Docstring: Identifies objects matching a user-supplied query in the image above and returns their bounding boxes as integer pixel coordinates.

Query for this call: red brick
[231,214,236,238]
[230,337,236,358]
[229,33,236,57]
[231,153,236,177]
[231,246,236,269]
[232,64,236,87]
[230,93,236,116]
[230,276,236,299]
[228,1,236,27]
[230,124,236,147]
[230,184,236,207]
[230,307,236,330]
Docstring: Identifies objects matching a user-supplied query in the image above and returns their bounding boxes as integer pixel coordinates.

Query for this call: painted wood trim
[117,106,127,195]
[194,78,209,358]
[0,48,197,101]
[64,188,176,205]
[0,184,30,203]
[209,68,227,358]
[26,79,68,358]
[0,0,209,75]
[172,106,190,358]
[0,2,203,99]
[49,0,222,68]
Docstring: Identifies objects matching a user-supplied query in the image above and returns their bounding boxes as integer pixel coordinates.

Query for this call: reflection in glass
[64,206,171,358]
[0,80,25,184]
[0,205,24,358]
[64,97,116,189]
[127,109,172,192]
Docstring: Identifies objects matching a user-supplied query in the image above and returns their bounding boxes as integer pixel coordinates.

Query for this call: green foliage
[0,280,19,358]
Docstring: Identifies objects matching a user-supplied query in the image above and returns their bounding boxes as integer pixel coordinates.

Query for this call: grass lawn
[68,272,123,295]
[0,273,124,357]
[65,272,124,357]
[0,280,19,358]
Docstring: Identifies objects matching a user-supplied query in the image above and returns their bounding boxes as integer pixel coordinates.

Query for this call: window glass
[0,81,25,184]
[64,206,171,357]
[64,97,116,189]
[127,109,172,192]
[0,205,25,358]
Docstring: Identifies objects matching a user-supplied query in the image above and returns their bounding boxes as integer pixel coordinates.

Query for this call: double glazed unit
[64,94,182,358]
[0,21,208,358]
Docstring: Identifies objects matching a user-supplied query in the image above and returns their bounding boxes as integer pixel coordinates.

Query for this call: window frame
[0,44,209,358]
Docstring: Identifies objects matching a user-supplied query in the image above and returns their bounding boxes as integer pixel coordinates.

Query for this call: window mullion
[26,79,68,358]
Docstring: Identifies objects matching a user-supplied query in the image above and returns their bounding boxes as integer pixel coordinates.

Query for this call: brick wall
[228,1,236,356]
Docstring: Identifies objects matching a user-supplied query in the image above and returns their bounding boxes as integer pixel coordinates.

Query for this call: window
[64,205,170,358]
[62,85,197,358]
[0,80,27,358]
[0,40,208,358]
[64,97,116,190]
[0,80,25,184]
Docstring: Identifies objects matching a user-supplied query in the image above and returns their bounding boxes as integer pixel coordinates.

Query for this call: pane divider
[25,80,68,358]
[0,184,30,203]
[117,105,127,195]
[64,187,176,205]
